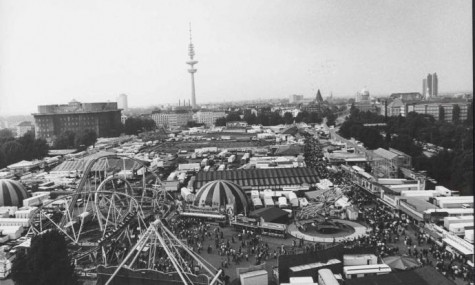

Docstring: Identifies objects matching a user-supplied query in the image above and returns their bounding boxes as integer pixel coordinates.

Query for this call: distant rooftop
[373,148,398,160]
[17,121,33,127]
[34,100,119,115]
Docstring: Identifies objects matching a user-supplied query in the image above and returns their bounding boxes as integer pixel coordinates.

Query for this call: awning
[442,238,474,256]
[399,204,424,222]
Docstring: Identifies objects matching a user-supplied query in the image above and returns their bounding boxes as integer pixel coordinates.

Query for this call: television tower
[186,23,198,109]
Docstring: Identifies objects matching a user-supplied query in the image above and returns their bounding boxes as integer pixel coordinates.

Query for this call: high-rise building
[33,99,122,142]
[427,74,433,97]
[117,94,128,112]
[422,79,427,98]
[186,24,198,110]
[432,73,438,97]
[425,73,438,97]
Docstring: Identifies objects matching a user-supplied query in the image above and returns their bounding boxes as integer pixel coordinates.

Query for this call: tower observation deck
[187,24,198,109]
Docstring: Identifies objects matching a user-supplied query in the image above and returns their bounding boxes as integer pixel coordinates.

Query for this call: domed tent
[0,179,29,207]
[193,180,249,215]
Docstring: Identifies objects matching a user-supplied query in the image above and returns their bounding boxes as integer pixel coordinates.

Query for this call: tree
[268,111,284,125]
[187,121,204,128]
[466,101,473,125]
[243,113,257,125]
[0,149,6,168]
[1,141,23,165]
[215,117,226,126]
[11,230,78,285]
[54,130,76,149]
[0,129,14,141]
[226,112,242,122]
[438,106,445,122]
[283,112,293,125]
[452,104,460,124]
[124,117,156,135]
[309,112,323,124]
[326,112,337,126]
[74,129,97,149]
[390,134,422,157]
[17,131,49,160]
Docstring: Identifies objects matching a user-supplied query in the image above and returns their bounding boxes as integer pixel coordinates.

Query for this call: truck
[464,229,474,243]
[443,216,473,231]
[448,222,474,236]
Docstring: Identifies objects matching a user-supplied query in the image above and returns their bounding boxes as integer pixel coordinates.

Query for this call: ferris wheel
[27,154,173,266]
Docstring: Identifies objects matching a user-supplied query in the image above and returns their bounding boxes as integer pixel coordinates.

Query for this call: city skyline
[0,0,472,115]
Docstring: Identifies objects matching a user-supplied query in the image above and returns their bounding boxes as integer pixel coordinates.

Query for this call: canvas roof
[194,168,319,189]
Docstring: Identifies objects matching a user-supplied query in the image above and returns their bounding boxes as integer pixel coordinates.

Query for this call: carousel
[180,180,249,222]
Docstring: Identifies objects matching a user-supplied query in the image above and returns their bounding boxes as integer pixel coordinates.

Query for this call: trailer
[228,155,236,163]
[217,164,226,171]
[0,226,23,240]
[444,216,474,231]
[167,172,177,181]
[449,223,474,236]
[241,153,250,164]
[181,188,195,203]
[287,192,299,207]
[464,230,474,243]
[218,150,228,158]
[278,197,289,209]
[22,193,49,208]
[252,198,263,210]
[0,218,30,227]
[264,197,274,208]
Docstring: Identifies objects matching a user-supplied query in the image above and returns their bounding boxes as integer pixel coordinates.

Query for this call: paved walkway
[288,219,368,242]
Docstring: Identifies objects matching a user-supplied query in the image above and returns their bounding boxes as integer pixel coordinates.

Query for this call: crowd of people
[343,185,474,284]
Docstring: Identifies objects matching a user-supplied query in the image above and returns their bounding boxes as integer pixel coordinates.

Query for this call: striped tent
[0,179,29,207]
[193,180,249,214]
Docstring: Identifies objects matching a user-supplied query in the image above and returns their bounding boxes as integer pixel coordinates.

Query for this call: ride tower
[186,23,198,110]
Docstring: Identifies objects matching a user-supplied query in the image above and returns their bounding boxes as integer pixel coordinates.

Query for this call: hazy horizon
[0,0,472,116]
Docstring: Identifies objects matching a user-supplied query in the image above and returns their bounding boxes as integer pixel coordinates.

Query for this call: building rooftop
[373,148,398,160]
[345,266,456,285]
[401,197,438,213]
[17,121,33,127]
[194,167,320,189]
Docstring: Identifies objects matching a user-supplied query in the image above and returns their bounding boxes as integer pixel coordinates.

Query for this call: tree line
[338,105,473,195]
[53,129,97,150]
[215,107,339,127]
[0,130,49,168]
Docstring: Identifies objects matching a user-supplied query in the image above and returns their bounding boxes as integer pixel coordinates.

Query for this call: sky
[0,0,472,115]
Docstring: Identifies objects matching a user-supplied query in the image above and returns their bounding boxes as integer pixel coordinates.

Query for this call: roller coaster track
[98,210,137,246]
[72,210,137,261]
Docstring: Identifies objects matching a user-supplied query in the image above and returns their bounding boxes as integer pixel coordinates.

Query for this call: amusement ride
[26,154,223,285]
